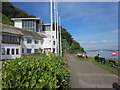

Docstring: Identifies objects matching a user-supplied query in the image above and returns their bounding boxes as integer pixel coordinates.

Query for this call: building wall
[42,31,58,54]
[14,20,42,33]
[42,38,52,49]
[22,38,42,54]
[1,44,21,60]
[14,20,22,28]
[13,19,59,55]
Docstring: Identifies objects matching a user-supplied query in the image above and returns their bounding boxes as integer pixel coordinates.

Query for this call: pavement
[67,55,118,89]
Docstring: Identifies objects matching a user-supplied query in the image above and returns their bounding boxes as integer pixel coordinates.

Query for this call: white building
[1,23,45,60]
[1,24,23,60]
[17,28,45,55]
[11,18,60,55]
[11,18,43,32]
[42,24,56,54]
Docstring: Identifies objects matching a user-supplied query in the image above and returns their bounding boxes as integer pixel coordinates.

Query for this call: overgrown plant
[2,53,70,88]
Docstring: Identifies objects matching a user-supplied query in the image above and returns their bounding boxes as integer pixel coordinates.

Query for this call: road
[67,55,118,89]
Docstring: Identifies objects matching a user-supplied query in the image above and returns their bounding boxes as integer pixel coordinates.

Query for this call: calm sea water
[87,51,118,59]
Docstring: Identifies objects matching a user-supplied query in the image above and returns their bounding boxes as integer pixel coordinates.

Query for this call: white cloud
[100,40,111,43]
[80,40,112,44]
[90,41,97,44]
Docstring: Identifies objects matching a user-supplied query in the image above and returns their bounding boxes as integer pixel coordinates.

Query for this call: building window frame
[16,49,19,55]
[27,39,32,43]
[11,49,14,55]
[22,48,24,54]
[34,49,38,52]
[2,48,5,55]
[53,41,55,45]
[2,35,20,44]
[7,48,10,55]
[34,40,39,44]
[27,49,31,54]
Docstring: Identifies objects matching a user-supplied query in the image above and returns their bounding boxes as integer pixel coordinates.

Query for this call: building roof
[1,23,23,36]
[0,23,46,40]
[18,29,44,40]
[11,18,44,21]
[37,32,47,38]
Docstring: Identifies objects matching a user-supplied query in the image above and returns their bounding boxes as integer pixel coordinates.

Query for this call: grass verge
[72,54,119,75]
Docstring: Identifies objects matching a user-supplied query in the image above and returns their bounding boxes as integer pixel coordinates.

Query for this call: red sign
[112,51,117,56]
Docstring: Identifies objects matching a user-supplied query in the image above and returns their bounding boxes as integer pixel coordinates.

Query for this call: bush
[2,54,70,88]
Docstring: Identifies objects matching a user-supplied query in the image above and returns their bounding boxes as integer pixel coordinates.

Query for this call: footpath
[67,55,118,89]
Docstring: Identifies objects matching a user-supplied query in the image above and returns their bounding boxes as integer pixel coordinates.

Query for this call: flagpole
[59,16,62,56]
[50,0,53,53]
[54,0,57,54]
[56,0,59,55]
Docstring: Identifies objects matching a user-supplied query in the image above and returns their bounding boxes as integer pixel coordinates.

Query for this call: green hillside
[61,28,85,54]
[1,2,36,25]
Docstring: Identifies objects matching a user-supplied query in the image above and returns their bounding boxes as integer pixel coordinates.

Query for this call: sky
[11,2,118,50]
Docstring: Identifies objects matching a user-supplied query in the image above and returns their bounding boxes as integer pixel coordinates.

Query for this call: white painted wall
[14,20,22,28]
[1,44,21,60]
[42,31,58,54]
[42,38,52,48]
[22,38,42,54]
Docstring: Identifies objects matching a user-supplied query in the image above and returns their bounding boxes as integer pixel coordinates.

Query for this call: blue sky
[11,2,118,50]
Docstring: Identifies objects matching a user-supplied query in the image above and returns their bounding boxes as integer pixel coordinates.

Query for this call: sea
[86,51,118,59]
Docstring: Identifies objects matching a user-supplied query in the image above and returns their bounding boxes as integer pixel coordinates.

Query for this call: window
[36,20,40,32]
[27,39,32,43]
[16,49,19,55]
[53,48,55,53]
[53,41,55,45]
[27,49,31,54]
[2,48,5,55]
[35,49,38,52]
[41,40,43,45]
[17,37,19,43]
[42,26,45,31]
[11,49,14,55]
[22,38,24,43]
[2,35,20,43]
[45,25,51,31]
[22,48,24,54]
[22,20,38,31]
[7,49,10,55]
[34,40,39,44]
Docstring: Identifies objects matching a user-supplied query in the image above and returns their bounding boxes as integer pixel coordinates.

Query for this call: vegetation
[72,54,119,75]
[61,28,86,54]
[0,13,13,25]
[2,53,70,88]
[1,2,36,25]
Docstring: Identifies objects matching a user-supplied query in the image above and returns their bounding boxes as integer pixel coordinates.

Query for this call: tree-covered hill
[1,2,36,25]
[61,28,85,54]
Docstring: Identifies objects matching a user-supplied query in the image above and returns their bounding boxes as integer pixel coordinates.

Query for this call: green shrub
[2,54,70,88]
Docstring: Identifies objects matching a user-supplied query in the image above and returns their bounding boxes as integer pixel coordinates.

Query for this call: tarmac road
[67,55,118,89]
